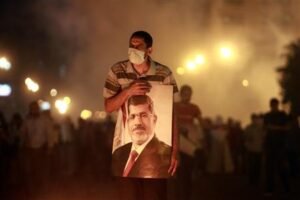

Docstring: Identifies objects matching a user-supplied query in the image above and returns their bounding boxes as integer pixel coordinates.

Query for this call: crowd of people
[0,101,115,198]
[1,87,300,199]
[175,85,300,199]
[1,30,299,200]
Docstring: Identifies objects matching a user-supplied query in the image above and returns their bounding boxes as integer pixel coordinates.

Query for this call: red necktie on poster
[123,150,138,177]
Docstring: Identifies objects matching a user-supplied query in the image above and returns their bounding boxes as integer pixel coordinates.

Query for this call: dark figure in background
[174,85,204,200]
[264,98,290,195]
[9,113,23,151]
[227,118,245,174]
[286,114,300,178]
[7,113,24,185]
[20,101,51,192]
[0,111,9,192]
[244,114,265,185]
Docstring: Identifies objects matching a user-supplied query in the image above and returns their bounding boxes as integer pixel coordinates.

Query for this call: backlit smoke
[35,0,300,125]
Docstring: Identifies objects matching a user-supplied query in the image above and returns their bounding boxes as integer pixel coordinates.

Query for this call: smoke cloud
[35,0,299,125]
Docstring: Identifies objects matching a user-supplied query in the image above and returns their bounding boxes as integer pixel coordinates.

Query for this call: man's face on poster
[127,103,157,146]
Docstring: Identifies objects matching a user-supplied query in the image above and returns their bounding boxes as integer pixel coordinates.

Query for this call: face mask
[128,48,145,65]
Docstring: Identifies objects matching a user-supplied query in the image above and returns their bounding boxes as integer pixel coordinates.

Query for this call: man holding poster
[103,31,178,200]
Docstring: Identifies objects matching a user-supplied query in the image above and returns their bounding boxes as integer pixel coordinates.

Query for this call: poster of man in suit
[112,85,173,178]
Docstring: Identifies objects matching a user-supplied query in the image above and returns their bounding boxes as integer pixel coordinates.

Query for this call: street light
[50,89,58,97]
[195,54,206,65]
[39,100,51,110]
[220,47,233,59]
[0,84,12,96]
[217,42,236,62]
[183,54,206,73]
[186,60,197,71]
[54,96,71,114]
[81,109,92,120]
[25,77,39,93]
[0,57,11,71]
[242,79,249,87]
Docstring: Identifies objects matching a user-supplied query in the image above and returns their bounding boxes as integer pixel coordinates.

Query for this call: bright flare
[0,57,11,71]
[50,89,58,97]
[40,100,51,110]
[242,79,249,87]
[81,109,92,120]
[55,99,69,114]
[220,47,233,59]
[195,55,205,65]
[186,60,197,71]
[63,96,71,104]
[0,84,12,96]
[25,78,39,93]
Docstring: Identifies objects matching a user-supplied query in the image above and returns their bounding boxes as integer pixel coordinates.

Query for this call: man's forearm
[104,88,130,113]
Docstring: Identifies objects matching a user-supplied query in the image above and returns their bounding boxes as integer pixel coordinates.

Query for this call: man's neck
[132,59,150,75]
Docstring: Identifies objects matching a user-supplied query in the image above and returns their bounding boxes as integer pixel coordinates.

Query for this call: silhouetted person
[286,114,300,178]
[20,101,52,191]
[0,110,9,192]
[174,84,204,200]
[263,98,290,195]
[244,114,265,185]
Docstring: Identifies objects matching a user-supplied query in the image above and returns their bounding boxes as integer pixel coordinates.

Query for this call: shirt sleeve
[103,67,121,99]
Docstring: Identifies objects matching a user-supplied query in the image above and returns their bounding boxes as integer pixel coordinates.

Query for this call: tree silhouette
[277,39,300,116]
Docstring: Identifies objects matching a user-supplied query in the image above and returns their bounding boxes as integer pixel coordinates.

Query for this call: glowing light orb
[0,84,12,96]
[63,96,71,104]
[81,109,92,120]
[25,78,39,93]
[186,61,197,70]
[50,89,58,97]
[195,55,205,65]
[55,99,69,114]
[40,101,51,110]
[220,47,233,59]
[242,79,249,87]
[0,57,11,71]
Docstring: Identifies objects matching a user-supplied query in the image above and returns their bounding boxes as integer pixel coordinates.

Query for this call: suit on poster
[112,136,171,178]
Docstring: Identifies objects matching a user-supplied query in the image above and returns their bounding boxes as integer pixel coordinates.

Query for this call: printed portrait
[111,84,173,178]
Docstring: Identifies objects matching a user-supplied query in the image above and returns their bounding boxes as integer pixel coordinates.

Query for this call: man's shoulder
[152,60,173,76]
[112,142,132,155]
[158,141,172,152]
[110,60,129,73]
[265,110,288,118]
[151,137,172,154]
[174,102,200,113]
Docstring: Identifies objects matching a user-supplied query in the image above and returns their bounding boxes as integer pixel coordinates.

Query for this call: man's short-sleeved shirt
[103,58,178,99]
[174,102,201,125]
